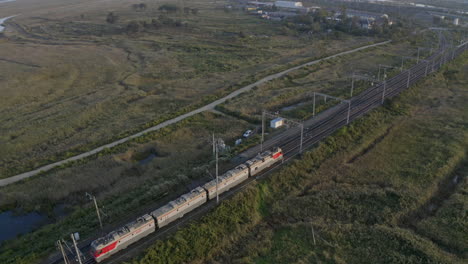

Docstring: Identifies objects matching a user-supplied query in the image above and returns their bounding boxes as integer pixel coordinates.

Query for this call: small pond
[0,210,47,245]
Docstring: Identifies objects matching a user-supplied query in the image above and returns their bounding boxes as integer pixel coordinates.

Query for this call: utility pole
[314,92,351,126]
[57,240,69,264]
[417,47,420,63]
[299,124,303,154]
[312,92,316,117]
[377,65,381,81]
[261,110,265,152]
[347,100,351,124]
[425,61,429,76]
[378,64,395,81]
[351,73,378,98]
[71,233,83,264]
[86,193,102,229]
[381,80,386,104]
[215,138,219,204]
[401,56,418,72]
[212,133,215,156]
[407,69,411,88]
[311,224,316,245]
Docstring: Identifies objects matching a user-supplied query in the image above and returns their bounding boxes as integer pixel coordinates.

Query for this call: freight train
[90,148,283,262]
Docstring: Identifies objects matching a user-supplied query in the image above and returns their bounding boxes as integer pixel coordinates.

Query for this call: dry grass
[0,0,374,177]
[219,34,434,121]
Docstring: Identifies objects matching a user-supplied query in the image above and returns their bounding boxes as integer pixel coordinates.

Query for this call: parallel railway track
[45,35,467,264]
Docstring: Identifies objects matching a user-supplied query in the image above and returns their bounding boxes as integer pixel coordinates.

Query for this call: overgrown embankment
[131,52,468,263]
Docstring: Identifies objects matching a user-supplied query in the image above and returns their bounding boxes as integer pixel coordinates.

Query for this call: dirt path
[0,40,391,187]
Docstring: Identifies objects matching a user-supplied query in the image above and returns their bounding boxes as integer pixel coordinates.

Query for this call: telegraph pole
[347,100,351,124]
[407,69,411,88]
[86,193,102,229]
[381,80,386,104]
[417,47,420,63]
[57,240,69,264]
[299,124,303,154]
[350,72,355,97]
[312,92,316,117]
[71,234,83,264]
[425,60,429,76]
[212,133,215,156]
[261,110,265,152]
[215,139,219,204]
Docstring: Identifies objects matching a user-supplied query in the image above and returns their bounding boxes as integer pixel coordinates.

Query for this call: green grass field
[129,51,468,264]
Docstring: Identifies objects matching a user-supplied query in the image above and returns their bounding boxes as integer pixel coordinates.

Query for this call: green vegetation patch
[130,52,468,264]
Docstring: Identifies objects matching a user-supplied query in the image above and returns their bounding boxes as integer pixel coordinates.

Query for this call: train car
[150,186,207,228]
[203,163,249,200]
[246,147,283,176]
[91,214,155,263]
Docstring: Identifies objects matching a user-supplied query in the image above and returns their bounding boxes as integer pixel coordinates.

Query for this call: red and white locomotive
[90,148,283,262]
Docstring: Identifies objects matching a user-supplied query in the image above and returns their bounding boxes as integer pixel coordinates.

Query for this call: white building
[270,117,285,128]
[274,1,303,9]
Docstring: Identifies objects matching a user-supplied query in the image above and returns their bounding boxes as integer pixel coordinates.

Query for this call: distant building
[247,1,309,13]
[274,1,303,9]
[270,117,285,128]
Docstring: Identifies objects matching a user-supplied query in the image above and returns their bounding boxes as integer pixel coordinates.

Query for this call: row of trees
[282,8,397,37]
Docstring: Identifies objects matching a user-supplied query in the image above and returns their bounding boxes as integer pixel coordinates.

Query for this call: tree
[106,12,118,24]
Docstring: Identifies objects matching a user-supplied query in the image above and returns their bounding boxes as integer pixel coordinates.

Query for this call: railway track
[45,35,467,264]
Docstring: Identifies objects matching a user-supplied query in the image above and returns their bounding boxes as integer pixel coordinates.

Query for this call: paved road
[0,40,391,187]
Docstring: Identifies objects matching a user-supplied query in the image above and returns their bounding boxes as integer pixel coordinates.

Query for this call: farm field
[0,0,376,178]
[129,51,468,263]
